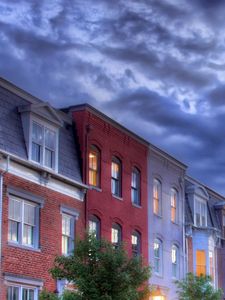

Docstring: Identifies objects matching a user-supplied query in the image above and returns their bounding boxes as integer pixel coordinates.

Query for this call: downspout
[84,124,91,229]
[179,173,186,277]
[0,155,10,295]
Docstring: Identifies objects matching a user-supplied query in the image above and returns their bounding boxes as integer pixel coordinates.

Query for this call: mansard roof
[0,77,82,184]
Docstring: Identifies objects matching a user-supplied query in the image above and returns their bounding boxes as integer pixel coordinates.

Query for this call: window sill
[89,186,102,192]
[153,213,162,219]
[112,194,123,201]
[8,242,41,252]
[132,203,142,208]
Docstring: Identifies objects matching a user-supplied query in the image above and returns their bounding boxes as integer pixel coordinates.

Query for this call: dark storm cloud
[1,0,225,193]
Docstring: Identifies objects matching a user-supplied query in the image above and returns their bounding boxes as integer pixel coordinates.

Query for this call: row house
[1,77,225,300]
[0,78,87,299]
[67,104,149,260]
[185,176,225,294]
[148,144,187,300]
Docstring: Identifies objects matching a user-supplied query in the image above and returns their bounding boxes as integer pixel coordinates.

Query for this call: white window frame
[194,196,207,227]
[8,196,39,249]
[154,238,163,276]
[29,116,59,172]
[60,206,79,256]
[171,188,178,223]
[131,167,141,206]
[153,179,162,216]
[7,284,39,300]
[171,244,179,279]
[89,215,100,240]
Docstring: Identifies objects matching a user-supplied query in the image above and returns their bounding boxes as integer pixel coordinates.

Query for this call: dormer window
[31,121,57,170]
[195,197,207,227]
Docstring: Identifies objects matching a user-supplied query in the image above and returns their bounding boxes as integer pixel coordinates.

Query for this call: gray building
[148,144,187,300]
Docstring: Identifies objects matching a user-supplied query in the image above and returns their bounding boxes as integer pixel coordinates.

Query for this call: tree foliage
[176,273,223,300]
[50,234,151,300]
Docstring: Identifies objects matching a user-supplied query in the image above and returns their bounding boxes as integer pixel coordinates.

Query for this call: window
[196,250,206,276]
[62,214,74,256]
[88,146,100,187]
[209,250,214,282]
[131,231,141,257]
[171,188,178,223]
[172,245,179,278]
[154,239,163,275]
[195,197,207,227]
[31,121,57,170]
[8,196,38,248]
[7,285,38,300]
[111,223,122,249]
[111,157,122,197]
[89,215,100,240]
[153,179,161,216]
[131,168,141,205]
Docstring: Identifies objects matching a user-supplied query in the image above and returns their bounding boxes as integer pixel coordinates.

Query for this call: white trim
[5,274,43,287]
[60,205,80,219]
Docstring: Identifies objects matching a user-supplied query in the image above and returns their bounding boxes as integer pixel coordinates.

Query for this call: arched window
[89,215,100,240]
[111,156,122,197]
[154,238,163,275]
[172,244,179,278]
[131,167,141,205]
[153,179,162,216]
[131,230,141,257]
[171,188,178,223]
[88,145,100,187]
[111,223,122,249]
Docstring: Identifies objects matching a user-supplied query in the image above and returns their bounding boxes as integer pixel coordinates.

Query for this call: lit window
[153,179,161,216]
[209,250,214,282]
[88,146,100,187]
[131,168,141,205]
[154,239,162,275]
[172,245,179,278]
[62,214,74,255]
[89,215,100,240]
[31,121,57,170]
[111,157,121,197]
[7,285,38,300]
[171,188,178,223]
[132,231,141,257]
[196,250,206,276]
[195,197,207,227]
[8,197,38,248]
[111,223,122,249]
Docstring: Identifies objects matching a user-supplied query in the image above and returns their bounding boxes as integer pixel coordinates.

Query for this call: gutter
[0,155,10,279]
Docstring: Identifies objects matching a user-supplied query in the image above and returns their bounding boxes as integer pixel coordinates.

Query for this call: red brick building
[0,78,87,299]
[69,104,149,260]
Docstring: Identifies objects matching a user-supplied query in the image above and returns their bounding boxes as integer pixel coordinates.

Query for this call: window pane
[24,203,35,226]
[62,235,69,255]
[111,228,119,244]
[153,180,161,215]
[45,128,56,150]
[8,220,19,242]
[62,215,71,236]
[7,286,19,300]
[196,250,206,276]
[23,224,34,246]
[9,199,21,222]
[154,239,161,274]
[31,143,41,163]
[32,122,43,144]
[112,161,119,179]
[44,148,54,168]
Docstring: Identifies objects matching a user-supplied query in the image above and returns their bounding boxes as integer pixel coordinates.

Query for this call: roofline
[185,175,225,200]
[149,143,187,170]
[0,77,71,124]
[0,149,89,190]
[64,103,150,147]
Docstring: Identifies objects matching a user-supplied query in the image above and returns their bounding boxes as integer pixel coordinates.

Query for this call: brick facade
[71,106,149,261]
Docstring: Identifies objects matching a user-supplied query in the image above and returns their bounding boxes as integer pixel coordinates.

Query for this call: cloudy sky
[1,0,225,194]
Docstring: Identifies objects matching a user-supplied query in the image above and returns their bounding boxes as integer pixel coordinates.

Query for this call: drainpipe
[0,155,10,297]
[179,173,186,277]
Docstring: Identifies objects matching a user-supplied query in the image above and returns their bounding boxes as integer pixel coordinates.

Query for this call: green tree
[176,272,223,300]
[49,234,151,300]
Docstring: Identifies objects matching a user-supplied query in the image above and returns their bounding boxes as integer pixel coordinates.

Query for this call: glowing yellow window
[153,179,161,215]
[88,146,100,187]
[196,250,206,276]
[171,188,177,223]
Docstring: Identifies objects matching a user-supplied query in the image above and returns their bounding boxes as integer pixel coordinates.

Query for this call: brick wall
[1,172,85,298]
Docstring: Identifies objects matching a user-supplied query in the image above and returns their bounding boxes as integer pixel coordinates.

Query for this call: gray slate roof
[0,84,82,183]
